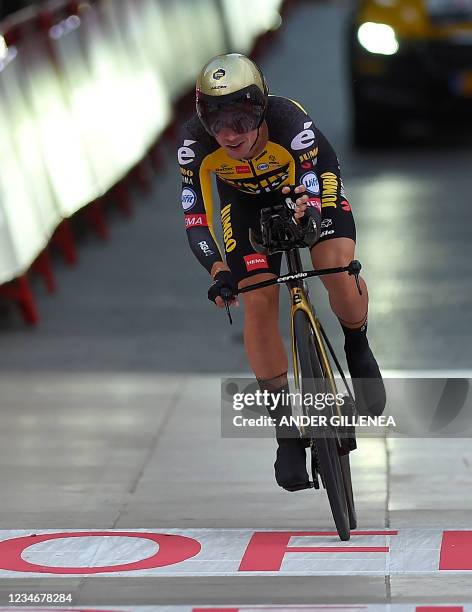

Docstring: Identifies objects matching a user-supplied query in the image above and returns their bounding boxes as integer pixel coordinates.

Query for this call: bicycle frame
[237,251,362,420]
[236,248,359,537]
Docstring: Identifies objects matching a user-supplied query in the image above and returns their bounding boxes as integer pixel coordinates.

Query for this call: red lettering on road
[417,608,463,612]
[440,531,472,570]
[0,531,200,574]
[239,531,397,571]
[193,608,368,612]
[194,609,239,612]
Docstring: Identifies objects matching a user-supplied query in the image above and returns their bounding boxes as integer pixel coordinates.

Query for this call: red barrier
[52,220,78,265]
[32,249,57,294]
[0,275,39,325]
[0,0,294,327]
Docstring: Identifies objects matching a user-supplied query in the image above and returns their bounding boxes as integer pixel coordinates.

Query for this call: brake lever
[221,288,234,325]
[224,298,233,325]
[347,260,363,296]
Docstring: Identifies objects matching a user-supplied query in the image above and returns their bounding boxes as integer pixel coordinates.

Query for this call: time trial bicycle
[223,202,360,541]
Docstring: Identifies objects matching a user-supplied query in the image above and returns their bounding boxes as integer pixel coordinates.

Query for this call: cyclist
[178,53,386,491]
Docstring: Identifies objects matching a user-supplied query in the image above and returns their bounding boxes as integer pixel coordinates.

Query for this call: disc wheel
[294,309,350,541]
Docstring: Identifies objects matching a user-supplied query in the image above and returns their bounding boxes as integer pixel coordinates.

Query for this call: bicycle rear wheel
[294,309,350,541]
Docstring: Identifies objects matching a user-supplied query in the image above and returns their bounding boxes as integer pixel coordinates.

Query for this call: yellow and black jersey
[177,96,351,275]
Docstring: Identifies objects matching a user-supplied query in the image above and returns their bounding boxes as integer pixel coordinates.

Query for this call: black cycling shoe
[274,438,311,492]
[346,345,386,417]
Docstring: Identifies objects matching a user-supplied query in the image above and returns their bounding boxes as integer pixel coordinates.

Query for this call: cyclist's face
[214,126,259,159]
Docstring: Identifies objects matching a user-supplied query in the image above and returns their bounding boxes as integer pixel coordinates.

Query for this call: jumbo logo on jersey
[180,167,194,185]
[291,121,315,151]
[221,204,236,252]
[321,172,338,208]
[181,188,197,211]
[301,171,320,195]
[299,147,318,163]
[219,163,290,195]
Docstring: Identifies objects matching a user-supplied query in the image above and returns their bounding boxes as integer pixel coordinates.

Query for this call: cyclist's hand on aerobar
[208,270,239,309]
[282,184,320,248]
[282,184,309,220]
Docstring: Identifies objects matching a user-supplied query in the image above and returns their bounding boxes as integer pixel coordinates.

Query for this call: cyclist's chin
[223,141,250,159]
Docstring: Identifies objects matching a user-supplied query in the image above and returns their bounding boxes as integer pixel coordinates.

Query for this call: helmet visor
[199,99,265,136]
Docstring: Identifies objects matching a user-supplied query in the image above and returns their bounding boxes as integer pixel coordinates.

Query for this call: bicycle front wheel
[294,309,350,541]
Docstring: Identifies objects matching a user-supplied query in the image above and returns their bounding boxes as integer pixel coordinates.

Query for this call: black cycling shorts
[217,180,356,285]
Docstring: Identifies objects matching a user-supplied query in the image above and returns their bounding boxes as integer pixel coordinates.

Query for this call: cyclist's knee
[311,237,355,269]
[242,285,279,321]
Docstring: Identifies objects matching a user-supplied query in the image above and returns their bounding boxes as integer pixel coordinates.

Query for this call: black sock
[257,374,298,441]
[341,319,368,353]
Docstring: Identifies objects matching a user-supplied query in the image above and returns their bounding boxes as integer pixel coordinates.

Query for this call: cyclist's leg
[216,180,286,380]
[238,276,309,489]
[310,203,386,416]
[217,183,308,489]
[311,237,368,325]
[238,275,285,380]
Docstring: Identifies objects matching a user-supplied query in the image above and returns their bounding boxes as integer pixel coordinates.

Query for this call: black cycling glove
[208,270,238,303]
[298,213,320,248]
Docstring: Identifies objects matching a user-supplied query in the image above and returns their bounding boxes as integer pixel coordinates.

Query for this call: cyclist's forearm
[186,227,223,275]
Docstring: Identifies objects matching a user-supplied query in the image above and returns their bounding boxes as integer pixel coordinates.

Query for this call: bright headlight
[357,22,399,55]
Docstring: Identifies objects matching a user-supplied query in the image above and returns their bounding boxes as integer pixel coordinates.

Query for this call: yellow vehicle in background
[348,0,472,146]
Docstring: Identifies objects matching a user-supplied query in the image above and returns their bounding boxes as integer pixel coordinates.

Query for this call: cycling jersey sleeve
[177,127,224,274]
[313,126,350,213]
[276,98,323,225]
[275,98,350,225]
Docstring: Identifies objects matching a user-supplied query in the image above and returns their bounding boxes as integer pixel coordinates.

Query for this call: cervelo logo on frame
[244,254,268,272]
[185,214,207,229]
[291,121,315,151]
[178,140,196,165]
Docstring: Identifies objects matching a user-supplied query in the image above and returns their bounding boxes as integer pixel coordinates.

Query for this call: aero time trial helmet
[196,53,269,137]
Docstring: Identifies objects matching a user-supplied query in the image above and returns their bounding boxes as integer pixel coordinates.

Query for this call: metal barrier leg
[148,142,163,173]
[133,160,151,192]
[85,199,109,240]
[0,275,39,326]
[53,220,78,265]
[32,249,57,294]
[113,183,133,217]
